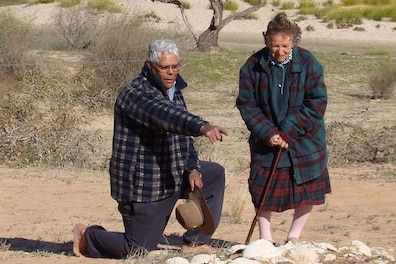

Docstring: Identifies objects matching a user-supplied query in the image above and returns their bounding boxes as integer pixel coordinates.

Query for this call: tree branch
[217,0,265,31]
[151,0,198,43]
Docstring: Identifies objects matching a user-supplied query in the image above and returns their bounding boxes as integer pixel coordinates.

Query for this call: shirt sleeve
[236,57,280,143]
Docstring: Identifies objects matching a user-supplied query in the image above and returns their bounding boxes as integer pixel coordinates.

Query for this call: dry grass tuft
[53,4,97,49]
[326,121,396,165]
[369,62,396,99]
[0,94,105,168]
[0,12,33,77]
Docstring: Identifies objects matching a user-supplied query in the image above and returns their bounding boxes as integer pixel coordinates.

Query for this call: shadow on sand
[0,235,235,256]
[0,237,72,255]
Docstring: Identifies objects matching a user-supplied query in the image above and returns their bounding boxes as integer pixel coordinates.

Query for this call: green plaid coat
[236,46,328,184]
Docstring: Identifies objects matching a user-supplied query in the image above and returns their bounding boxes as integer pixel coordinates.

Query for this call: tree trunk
[151,0,265,52]
[197,28,220,51]
[197,0,265,52]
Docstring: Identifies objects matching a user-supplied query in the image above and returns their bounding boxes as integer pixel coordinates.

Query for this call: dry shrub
[369,62,396,99]
[89,14,148,90]
[326,121,396,165]
[0,12,32,77]
[75,13,168,108]
[0,96,104,168]
[228,187,250,224]
[0,67,107,169]
[53,4,97,49]
[58,0,81,7]
[87,0,121,12]
[27,0,55,5]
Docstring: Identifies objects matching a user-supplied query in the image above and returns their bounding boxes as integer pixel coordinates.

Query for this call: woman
[236,12,331,244]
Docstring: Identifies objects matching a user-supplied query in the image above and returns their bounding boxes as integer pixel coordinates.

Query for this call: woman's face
[267,32,293,63]
[149,53,180,90]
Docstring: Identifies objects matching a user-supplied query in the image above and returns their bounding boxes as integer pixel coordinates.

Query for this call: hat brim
[188,188,215,236]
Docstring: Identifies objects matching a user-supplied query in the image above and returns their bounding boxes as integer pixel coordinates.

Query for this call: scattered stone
[354,27,365,31]
[286,244,319,263]
[306,25,315,31]
[372,247,395,261]
[242,239,285,260]
[190,254,222,264]
[341,240,371,257]
[161,239,395,263]
[229,257,262,264]
[324,253,337,262]
[166,256,190,264]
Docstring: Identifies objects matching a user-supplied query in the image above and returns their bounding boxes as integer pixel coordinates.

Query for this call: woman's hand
[267,134,289,149]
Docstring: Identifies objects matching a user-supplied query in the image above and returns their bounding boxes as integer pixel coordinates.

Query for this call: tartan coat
[236,46,328,185]
[109,63,207,203]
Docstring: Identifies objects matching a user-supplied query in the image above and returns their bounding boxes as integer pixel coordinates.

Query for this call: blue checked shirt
[110,63,207,202]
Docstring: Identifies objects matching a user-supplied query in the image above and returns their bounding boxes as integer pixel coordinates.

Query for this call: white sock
[287,204,313,239]
[258,210,272,241]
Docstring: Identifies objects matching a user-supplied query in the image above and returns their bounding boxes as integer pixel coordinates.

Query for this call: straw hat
[175,188,215,235]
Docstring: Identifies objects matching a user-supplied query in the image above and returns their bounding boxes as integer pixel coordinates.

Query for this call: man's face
[267,32,293,63]
[149,53,180,89]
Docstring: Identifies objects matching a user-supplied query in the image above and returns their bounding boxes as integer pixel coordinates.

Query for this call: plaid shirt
[110,64,207,202]
[236,46,328,184]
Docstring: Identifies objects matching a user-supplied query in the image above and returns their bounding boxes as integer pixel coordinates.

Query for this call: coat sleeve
[278,53,327,146]
[236,56,280,143]
[116,78,207,137]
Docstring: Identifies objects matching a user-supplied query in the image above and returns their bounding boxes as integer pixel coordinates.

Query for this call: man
[72,39,228,258]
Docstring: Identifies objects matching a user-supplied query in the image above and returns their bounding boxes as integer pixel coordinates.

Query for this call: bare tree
[151,0,266,52]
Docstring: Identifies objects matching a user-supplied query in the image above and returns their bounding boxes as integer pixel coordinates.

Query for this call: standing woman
[236,12,331,244]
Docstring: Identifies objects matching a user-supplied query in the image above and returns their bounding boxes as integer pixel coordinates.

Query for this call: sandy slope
[1,0,395,53]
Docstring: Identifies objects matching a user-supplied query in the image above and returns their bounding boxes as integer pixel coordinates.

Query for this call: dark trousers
[83,161,225,259]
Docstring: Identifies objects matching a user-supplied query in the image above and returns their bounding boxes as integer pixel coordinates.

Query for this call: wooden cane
[245,147,283,244]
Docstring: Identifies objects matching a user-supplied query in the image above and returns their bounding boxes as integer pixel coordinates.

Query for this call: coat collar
[258,46,302,74]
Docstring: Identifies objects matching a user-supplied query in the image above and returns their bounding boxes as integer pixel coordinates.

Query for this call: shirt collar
[168,83,176,101]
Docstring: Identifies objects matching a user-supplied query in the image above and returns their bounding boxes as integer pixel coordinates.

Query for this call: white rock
[369,260,387,264]
[165,256,190,264]
[323,253,337,262]
[347,240,372,257]
[190,253,221,264]
[269,256,295,263]
[228,257,263,264]
[228,244,247,254]
[286,244,319,264]
[371,247,395,261]
[313,242,338,252]
[243,239,285,260]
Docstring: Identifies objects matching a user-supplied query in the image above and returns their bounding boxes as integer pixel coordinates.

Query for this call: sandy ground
[1,0,395,53]
[0,1,396,263]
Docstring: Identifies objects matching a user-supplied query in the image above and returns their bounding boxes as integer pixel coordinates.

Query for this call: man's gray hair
[147,39,180,63]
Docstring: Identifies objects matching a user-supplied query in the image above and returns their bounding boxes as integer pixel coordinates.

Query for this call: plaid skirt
[248,167,331,212]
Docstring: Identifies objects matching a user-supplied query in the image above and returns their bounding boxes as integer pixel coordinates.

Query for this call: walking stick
[245,147,283,244]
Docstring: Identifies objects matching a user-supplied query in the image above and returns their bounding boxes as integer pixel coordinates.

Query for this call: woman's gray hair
[263,12,301,46]
[146,39,180,63]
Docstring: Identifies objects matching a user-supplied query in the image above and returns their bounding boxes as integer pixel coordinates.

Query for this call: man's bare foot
[72,223,87,257]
